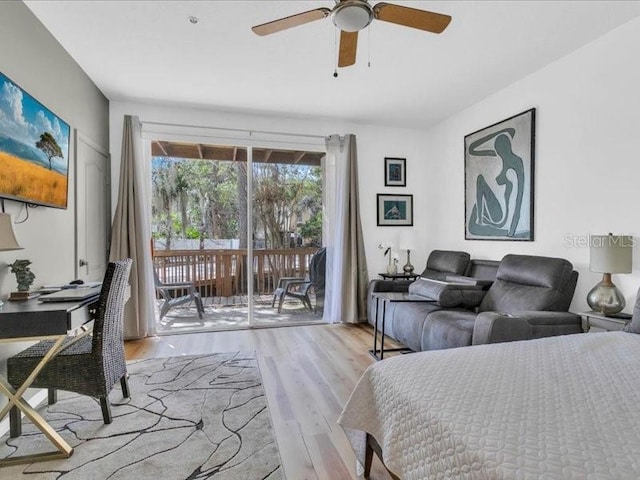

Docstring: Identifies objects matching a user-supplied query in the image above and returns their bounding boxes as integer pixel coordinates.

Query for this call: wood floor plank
[124,323,394,480]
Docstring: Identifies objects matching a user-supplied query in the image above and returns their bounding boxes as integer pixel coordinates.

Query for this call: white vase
[386,262,398,275]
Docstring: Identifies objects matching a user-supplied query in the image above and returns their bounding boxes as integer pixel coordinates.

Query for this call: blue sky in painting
[0,72,70,173]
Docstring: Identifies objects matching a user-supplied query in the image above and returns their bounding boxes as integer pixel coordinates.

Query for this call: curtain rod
[140,120,328,140]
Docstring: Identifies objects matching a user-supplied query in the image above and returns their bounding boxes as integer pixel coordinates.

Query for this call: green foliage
[185,226,200,239]
[151,154,323,250]
[300,212,322,245]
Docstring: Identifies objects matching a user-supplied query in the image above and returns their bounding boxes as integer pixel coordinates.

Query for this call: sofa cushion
[493,254,573,289]
[421,309,477,351]
[464,259,500,281]
[479,255,576,313]
[409,278,485,309]
[392,302,443,352]
[421,250,470,278]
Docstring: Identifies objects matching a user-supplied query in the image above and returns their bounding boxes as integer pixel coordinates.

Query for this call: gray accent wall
[0,0,109,415]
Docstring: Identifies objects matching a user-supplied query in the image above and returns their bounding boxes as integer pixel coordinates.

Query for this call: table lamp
[587,233,633,316]
[0,212,24,308]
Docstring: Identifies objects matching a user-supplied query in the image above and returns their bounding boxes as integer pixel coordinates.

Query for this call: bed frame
[365,434,401,480]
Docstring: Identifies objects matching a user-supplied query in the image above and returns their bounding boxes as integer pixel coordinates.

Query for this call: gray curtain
[109,115,156,338]
[324,134,369,323]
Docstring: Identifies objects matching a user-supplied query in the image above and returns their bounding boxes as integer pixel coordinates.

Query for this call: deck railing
[152,247,319,298]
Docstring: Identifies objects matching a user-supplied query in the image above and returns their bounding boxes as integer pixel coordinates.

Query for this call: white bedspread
[338,332,640,479]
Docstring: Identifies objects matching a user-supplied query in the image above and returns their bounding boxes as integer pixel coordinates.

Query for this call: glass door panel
[250,148,325,326]
[150,142,249,333]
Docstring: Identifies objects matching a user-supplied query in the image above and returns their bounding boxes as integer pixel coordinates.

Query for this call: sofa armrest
[472,311,582,345]
[445,274,494,290]
[408,278,485,309]
[369,279,413,293]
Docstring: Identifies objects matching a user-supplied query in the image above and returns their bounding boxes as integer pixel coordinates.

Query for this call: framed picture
[384,157,406,187]
[0,71,70,209]
[377,194,413,226]
[464,108,535,241]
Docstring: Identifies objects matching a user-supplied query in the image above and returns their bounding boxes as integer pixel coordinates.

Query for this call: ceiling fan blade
[252,8,331,36]
[373,2,451,33]
[338,31,358,67]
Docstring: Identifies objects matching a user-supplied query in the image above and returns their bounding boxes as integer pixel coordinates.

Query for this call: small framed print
[377,194,413,226]
[384,157,406,187]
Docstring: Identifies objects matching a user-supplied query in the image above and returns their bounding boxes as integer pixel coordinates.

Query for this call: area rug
[0,352,284,479]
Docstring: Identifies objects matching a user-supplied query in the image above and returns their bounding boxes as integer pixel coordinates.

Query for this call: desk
[0,295,99,466]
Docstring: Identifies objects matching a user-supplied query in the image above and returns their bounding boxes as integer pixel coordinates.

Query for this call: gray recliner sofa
[368,252,582,352]
[367,250,476,340]
[420,254,581,350]
[368,250,499,349]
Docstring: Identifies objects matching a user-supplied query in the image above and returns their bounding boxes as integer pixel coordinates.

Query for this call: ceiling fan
[251,0,451,68]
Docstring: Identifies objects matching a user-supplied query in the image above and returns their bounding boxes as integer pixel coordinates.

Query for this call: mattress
[338,332,640,479]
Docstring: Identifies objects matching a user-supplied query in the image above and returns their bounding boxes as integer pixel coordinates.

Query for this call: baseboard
[0,389,48,437]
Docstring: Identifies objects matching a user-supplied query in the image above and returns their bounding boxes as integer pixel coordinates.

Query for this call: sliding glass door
[149,139,325,333]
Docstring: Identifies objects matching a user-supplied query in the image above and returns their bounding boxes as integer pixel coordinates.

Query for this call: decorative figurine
[9,259,36,292]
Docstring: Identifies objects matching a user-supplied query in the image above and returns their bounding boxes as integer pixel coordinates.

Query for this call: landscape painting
[0,72,70,208]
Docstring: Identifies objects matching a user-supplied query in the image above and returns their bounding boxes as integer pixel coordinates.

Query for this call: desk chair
[7,259,132,437]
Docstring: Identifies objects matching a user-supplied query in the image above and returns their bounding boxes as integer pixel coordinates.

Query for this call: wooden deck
[154,294,325,334]
[153,247,318,297]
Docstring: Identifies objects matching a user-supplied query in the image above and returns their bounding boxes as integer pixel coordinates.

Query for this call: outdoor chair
[153,268,205,320]
[272,247,326,314]
[7,259,132,438]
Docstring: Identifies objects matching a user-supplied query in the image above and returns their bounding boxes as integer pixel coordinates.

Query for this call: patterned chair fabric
[8,259,133,438]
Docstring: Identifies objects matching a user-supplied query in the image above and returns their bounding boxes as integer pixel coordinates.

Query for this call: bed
[338,331,640,479]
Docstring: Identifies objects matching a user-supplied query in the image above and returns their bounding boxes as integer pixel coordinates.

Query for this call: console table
[0,295,100,466]
[369,291,434,361]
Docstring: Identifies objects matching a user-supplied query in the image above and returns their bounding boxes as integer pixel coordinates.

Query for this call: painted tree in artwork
[35,132,63,170]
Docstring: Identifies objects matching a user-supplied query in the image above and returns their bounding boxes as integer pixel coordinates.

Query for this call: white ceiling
[25,1,640,129]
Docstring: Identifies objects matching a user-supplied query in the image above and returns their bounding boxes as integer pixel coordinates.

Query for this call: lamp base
[587,274,626,316]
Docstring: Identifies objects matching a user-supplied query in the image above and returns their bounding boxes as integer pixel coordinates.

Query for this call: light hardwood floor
[124,324,397,480]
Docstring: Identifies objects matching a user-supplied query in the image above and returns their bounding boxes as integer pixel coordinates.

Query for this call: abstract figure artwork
[464,108,535,241]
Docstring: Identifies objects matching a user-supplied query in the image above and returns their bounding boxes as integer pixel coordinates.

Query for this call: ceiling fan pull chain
[333,27,339,78]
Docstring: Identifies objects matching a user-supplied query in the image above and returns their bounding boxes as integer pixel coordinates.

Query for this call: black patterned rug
[1,352,283,479]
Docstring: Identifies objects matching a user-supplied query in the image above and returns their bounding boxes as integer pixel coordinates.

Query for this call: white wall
[110,15,640,316]
[422,16,640,313]
[109,101,432,280]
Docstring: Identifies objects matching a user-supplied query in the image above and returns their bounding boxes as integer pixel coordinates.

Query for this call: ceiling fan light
[332,2,373,32]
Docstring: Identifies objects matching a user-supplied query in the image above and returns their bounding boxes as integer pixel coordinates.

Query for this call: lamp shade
[0,213,23,251]
[589,234,633,274]
[332,2,374,32]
